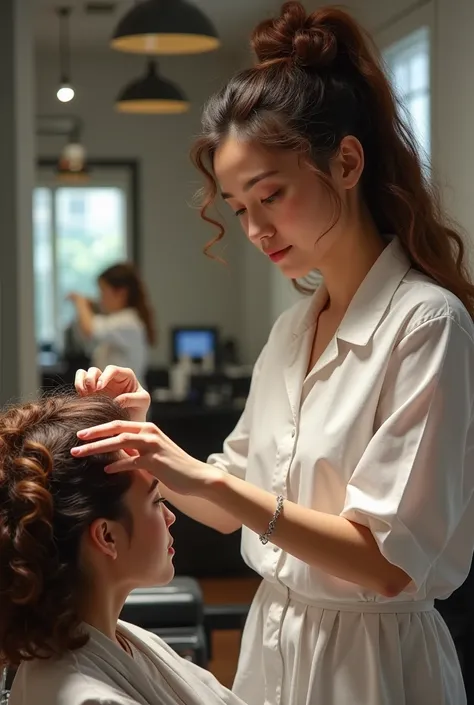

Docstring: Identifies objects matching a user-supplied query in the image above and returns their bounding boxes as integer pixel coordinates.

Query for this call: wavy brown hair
[0,394,132,667]
[99,262,157,346]
[191,1,474,315]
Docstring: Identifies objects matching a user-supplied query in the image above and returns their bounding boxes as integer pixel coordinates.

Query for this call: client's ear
[88,519,119,560]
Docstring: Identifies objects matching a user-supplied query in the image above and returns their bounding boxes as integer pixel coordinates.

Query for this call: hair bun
[251,1,337,69]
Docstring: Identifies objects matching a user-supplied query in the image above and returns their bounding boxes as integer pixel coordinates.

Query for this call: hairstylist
[69,262,156,387]
[72,4,474,704]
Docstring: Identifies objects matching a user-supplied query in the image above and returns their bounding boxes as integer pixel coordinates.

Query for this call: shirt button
[291,429,296,438]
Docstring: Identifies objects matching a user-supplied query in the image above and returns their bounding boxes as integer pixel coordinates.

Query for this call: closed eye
[153,497,166,506]
[262,188,283,205]
[233,189,283,218]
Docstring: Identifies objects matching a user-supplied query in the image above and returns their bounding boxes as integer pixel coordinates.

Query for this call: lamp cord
[58,7,71,84]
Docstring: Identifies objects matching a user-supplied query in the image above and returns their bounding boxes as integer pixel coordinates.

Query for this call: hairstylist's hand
[71,420,221,497]
[75,366,151,422]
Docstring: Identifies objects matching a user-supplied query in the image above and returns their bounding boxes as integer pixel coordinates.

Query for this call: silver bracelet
[259,494,285,545]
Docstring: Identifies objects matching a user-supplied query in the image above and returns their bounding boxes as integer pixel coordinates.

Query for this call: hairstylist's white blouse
[208,237,474,705]
[91,308,148,385]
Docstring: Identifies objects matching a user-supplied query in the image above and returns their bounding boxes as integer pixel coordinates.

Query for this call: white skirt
[232,581,466,705]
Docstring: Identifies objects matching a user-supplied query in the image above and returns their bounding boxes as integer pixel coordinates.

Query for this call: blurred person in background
[69,262,156,387]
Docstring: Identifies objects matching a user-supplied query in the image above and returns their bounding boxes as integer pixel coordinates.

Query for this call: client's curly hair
[0,394,132,666]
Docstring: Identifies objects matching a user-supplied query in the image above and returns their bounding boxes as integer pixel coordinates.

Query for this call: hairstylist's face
[214,136,364,279]
[98,279,127,314]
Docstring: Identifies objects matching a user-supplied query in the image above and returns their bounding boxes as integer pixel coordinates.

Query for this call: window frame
[37,158,140,263]
[376,1,436,175]
[34,158,141,351]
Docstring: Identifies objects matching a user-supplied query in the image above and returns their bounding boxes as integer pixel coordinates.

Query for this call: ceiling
[33,0,282,55]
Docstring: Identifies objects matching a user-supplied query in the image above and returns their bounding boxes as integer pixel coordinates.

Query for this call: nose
[246,207,274,245]
[164,503,176,527]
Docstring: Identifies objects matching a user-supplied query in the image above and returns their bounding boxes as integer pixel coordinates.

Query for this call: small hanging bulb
[56,7,75,103]
[57,84,75,102]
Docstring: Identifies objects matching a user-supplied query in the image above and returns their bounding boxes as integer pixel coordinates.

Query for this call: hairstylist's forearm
[75,298,94,338]
[162,483,242,534]
[202,472,411,597]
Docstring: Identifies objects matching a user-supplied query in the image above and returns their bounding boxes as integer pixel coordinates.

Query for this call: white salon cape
[91,308,148,386]
[208,237,474,705]
[10,621,245,705]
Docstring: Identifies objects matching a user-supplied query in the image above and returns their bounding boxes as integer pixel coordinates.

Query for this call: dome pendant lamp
[110,0,220,55]
[115,59,190,114]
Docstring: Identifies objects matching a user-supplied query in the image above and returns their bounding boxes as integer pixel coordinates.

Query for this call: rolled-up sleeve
[341,314,474,591]
[207,345,267,481]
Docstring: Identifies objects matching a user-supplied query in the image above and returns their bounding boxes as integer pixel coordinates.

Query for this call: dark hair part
[191,1,474,315]
[99,262,157,345]
[0,394,133,666]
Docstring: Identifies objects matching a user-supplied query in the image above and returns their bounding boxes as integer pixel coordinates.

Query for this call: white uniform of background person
[208,238,474,705]
[68,261,154,388]
[91,308,148,386]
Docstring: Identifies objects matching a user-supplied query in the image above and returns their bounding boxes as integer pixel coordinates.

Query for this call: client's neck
[81,581,130,643]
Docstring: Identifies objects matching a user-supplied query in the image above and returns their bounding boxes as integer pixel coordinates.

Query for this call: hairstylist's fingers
[96,366,137,392]
[125,448,140,457]
[71,431,158,458]
[75,369,88,396]
[77,419,157,440]
[84,367,102,392]
[115,390,151,408]
[104,454,142,474]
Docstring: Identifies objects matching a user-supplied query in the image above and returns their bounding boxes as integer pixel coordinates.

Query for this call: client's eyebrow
[148,478,159,495]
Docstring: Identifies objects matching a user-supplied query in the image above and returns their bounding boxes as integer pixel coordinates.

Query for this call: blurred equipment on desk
[172,325,219,365]
[149,326,249,407]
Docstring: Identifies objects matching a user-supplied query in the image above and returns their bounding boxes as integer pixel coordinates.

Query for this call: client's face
[121,470,176,587]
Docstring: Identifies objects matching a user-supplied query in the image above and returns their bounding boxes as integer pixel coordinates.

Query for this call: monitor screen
[172,328,218,362]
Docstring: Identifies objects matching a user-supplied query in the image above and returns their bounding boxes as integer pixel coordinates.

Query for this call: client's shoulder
[10,652,124,705]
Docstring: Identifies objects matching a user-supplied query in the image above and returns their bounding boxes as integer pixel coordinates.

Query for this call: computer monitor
[171,326,219,363]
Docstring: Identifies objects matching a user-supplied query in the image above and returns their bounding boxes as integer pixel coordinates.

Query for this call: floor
[199,576,261,688]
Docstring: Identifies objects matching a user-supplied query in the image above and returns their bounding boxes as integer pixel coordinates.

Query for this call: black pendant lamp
[111,0,220,55]
[116,60,189,114]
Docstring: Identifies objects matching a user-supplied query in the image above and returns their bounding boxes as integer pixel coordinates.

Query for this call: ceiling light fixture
[56,7,75,102]
[115,60,189,114]
[110,0,220,55]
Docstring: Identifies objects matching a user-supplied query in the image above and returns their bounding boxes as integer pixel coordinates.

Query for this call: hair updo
[192,1,474,317]
[0,394,132,666]
[252,0,337,69]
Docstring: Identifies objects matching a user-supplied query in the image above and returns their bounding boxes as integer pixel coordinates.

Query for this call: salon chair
[120,576,207,667]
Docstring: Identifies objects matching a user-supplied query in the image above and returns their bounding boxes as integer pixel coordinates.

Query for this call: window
[33,165,136,352]
[384,27,431,163]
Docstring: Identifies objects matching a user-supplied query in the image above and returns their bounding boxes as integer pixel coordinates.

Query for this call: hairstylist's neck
[80,578,129,643]
[319,206,385,314]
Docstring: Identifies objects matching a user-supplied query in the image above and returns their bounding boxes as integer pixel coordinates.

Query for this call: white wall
[369,0,474,270]
[434,0,474,270]
[35,49,273,365]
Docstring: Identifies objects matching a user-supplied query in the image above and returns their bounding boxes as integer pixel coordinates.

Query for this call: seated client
[0,394,246,705]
